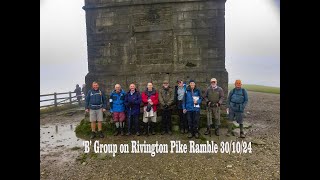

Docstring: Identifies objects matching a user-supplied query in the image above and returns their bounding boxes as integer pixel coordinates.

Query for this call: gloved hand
[164,104,169,109]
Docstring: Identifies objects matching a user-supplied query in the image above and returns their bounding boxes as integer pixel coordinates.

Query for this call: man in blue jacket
[226,79,248,138]
[124,84,142,136]
[109,84,126,136]
[85,82,107,139]
[182,80,202,139]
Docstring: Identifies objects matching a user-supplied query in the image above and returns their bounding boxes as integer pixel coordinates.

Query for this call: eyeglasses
[211,81,216,83]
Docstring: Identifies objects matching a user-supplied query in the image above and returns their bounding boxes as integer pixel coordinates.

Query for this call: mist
[40,0,280,94]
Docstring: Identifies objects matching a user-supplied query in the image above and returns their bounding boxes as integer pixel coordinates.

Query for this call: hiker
[141,82,159,135]
[182,80,202,139]
[226,79,248,138]
[124,84,142,136]
[175,79,188,134]
[82,84,87,97]
[109,84,126,136]
[74,84,82,106]
[85,82,107,139]
[204,78,224,136]
[159,80,174,135]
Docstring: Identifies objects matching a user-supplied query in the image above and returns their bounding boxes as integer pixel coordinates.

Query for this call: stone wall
[83,0,228,99]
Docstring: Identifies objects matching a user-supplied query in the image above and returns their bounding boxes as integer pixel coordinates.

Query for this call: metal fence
[40,92,84,108]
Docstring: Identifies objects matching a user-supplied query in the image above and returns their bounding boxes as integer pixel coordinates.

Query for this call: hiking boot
[126,132,131,136]
[204,127,210,135]
[98,131,104,138]
[187,132,193,138]
[161,131,166,135]
[184,129,188,134]
[226,123,233,137]
[136,132,140,136]
[168,130,172,135]
[113,128,120,136]
[90,131,96,139]
[215,128,220,136]
[180,129,184,134]
[240,132,245,138]
[120,129,124,136]
[195,132,200,139]
[142,131,148,135]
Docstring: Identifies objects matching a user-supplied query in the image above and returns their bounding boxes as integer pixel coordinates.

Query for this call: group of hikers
[84,79,248,139]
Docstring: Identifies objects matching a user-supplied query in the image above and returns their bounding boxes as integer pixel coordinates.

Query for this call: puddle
[40,122,84,155]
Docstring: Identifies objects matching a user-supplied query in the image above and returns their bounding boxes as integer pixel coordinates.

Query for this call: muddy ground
[40,91,280,180]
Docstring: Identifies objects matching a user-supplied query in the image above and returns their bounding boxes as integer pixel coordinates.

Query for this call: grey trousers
[207,106,221,127]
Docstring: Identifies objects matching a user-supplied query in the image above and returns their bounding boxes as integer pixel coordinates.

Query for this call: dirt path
[40,91,280,180]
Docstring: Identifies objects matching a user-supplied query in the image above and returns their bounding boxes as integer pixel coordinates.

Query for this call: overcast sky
[40,0,280,94]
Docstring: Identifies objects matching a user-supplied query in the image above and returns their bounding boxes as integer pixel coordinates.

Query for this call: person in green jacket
[204,78,224,136]
[159,80,175,135]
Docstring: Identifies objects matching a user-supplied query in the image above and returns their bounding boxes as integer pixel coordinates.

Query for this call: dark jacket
[204,85,224,106]
[159,86,175,109]
[227,88,248,113]
[85,88,107,110]
[74,86,82,96]
[82,85,87,95]
[124,89,142,116]
[182,86,202,112]
[109,89,126,113]
[141,88,159,112]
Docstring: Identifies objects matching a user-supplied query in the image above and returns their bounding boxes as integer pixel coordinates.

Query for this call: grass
[228,84,280,94]
[40,104,80,115]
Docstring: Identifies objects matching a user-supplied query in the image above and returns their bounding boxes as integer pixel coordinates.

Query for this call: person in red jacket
[141,82,159,135]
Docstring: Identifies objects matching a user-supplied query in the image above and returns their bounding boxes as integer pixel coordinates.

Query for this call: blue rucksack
[230,88,245,104]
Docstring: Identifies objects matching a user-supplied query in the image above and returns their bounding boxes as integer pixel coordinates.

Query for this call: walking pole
[207,105,211,137]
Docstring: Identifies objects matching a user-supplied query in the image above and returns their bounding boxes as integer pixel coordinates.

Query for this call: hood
[145,87,156,94]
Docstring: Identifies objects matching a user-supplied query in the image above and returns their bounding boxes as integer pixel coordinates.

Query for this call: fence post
[69,91,72,104]
[54,92,57,107]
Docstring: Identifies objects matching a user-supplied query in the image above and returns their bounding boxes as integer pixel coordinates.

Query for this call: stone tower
[83,0,228,96]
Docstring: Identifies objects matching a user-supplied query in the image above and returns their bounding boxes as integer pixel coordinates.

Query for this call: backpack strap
[231,88,236,97]
[231,88,244,97]
[230,88,245,104]
[99,90,102,105]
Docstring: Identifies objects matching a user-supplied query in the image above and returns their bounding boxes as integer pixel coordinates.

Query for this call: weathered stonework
[84,0,228,97]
